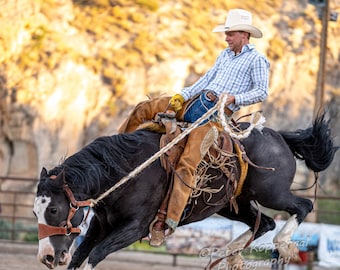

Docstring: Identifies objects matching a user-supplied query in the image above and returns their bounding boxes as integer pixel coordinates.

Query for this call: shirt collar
[227,44,254,57]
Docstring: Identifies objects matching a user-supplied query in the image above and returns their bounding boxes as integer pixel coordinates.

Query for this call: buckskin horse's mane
[43,129,162,199]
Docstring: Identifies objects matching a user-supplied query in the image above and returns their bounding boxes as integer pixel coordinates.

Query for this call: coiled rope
[90,94,262,206]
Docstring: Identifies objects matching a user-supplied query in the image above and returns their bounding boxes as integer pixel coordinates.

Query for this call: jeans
[183,91,218,124]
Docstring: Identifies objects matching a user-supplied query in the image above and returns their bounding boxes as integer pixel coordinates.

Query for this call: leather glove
[169,94,185,112]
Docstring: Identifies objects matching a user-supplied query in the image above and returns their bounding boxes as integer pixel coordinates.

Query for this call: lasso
[90,94,264,206]
[219,94,266,139]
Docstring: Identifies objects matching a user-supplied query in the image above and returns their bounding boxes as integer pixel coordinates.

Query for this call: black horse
[33,113,337,270]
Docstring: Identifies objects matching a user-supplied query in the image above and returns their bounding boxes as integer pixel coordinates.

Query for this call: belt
[206,91,218,102]
[205,91,233,117]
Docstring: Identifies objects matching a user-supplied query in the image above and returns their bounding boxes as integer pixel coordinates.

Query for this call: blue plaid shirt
[180,44,270,112]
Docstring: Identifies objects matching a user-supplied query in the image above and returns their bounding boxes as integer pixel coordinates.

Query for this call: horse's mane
[46,130,162,199]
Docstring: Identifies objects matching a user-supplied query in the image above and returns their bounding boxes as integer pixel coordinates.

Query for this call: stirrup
[149,228,165,247]
[149,216,165,247]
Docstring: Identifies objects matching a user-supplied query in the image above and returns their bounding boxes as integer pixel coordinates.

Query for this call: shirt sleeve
[234,55,270,106]
[180,53,224,101]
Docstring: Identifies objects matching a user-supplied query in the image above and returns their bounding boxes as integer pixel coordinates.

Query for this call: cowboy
[119,8,269,133]
[169,8,269,122]
[119,9,270,246]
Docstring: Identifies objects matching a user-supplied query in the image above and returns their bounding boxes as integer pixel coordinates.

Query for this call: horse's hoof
[277,242,301,264]
[149,229,165,247]
[287,242,302,263]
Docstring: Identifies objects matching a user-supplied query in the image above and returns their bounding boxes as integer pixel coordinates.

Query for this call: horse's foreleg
[273,214,301,264]
[86,220,145,269]
[67,217,107,270]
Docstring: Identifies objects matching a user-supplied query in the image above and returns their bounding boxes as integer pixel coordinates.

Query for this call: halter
[38,177,92,240]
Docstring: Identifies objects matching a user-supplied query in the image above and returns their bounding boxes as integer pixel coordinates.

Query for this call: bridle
[37,177,92,240]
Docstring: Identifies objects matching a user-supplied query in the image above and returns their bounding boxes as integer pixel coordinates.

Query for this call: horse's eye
[49,207,57,215]
[33,211,37,218]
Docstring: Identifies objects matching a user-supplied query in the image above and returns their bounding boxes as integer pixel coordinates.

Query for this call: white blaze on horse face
[33,195,51,224]
[34,196,55,264]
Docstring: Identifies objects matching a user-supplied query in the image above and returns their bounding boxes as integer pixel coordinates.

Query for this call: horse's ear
[40,167,48,179]
[47,169,65,187]
[53,170,65,186]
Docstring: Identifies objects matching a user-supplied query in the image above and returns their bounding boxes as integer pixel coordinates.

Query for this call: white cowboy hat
[212,9,263,38]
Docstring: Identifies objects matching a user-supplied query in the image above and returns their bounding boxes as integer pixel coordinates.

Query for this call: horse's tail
[279,112,338,172]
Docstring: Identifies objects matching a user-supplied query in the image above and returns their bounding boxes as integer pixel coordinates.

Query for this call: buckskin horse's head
[33,168,86,269]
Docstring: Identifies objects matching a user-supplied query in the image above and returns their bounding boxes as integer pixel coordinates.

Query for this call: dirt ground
[0,252,204,270]
[0,241,327,270]
[0,242,211,270]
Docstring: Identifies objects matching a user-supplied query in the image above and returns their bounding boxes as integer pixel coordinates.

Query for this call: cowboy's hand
[226,94,235,104]
[169,94,185,112]
[221,93,235,104]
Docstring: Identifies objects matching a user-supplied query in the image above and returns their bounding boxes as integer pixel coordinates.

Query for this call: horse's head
[33,167,86,269]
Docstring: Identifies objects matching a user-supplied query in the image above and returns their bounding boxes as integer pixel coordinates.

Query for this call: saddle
[145,111,249,216]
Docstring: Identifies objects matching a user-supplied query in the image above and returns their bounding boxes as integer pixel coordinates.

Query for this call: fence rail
[0,176,38,242]
[0,176,339,243]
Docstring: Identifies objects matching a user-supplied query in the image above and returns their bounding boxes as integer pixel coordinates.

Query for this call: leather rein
[38,179,92,240]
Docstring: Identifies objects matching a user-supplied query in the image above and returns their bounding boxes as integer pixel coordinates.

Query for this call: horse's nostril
[59,251,66,264]
[45,254,54,264]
